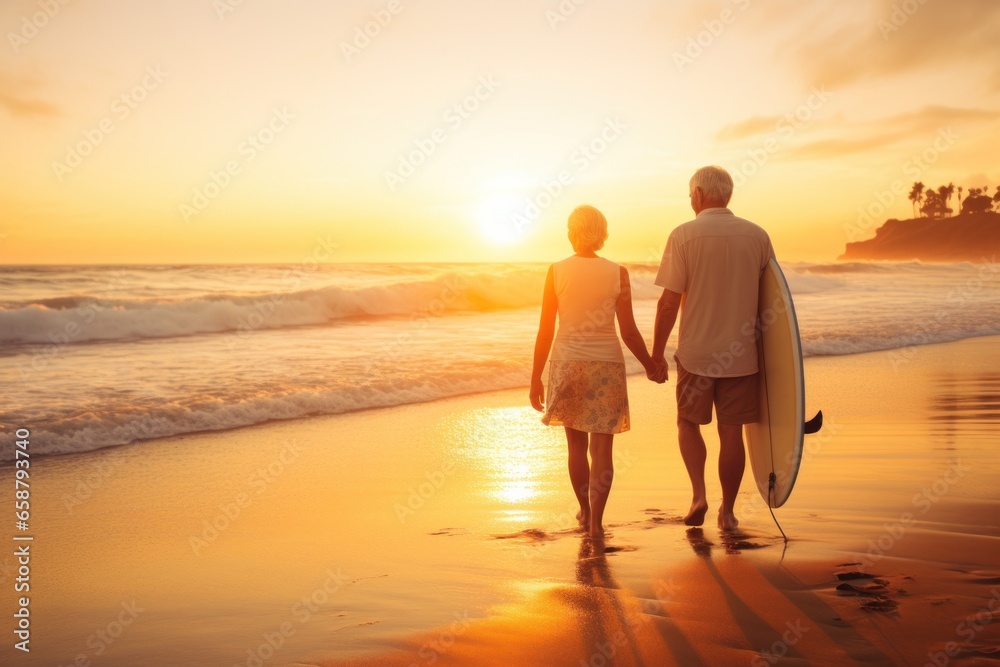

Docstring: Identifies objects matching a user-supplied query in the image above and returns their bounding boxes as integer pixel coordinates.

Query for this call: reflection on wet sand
[931,374,1000,426]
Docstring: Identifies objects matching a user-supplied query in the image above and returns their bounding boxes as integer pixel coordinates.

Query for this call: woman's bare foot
[718,511,739,532]
[589,522,605,540]
[576,509,591,531]
[683,499,709,526]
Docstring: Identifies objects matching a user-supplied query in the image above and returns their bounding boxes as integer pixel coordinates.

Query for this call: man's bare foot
[718,511,739,532]
[589,523,605,540]
[683,500,709,526]
[576,510,591,531]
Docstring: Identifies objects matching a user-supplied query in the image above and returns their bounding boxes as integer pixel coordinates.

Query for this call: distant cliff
[840,212,1000,262]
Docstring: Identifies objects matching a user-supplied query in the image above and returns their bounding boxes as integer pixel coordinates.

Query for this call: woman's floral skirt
[541,360,630,434]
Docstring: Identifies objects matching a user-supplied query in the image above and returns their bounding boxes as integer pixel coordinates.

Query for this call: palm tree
[939,183,955,217]
[957,186,964,214]
[908,181,925,217]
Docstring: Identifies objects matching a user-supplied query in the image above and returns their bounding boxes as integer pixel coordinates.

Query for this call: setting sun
[476,191,533,246]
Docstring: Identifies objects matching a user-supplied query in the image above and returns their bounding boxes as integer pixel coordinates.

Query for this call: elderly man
[650,165,774,531]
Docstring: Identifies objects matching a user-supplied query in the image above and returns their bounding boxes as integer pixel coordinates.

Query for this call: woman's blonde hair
[567,204,608,252]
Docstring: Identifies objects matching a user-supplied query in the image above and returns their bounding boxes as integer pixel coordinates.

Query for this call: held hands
[529,377,545,412]
[646,356,668,384]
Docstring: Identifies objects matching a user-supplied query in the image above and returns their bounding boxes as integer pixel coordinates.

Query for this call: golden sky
[2,0,999,264]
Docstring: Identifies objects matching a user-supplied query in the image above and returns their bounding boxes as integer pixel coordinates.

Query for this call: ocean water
[1,260,999,461]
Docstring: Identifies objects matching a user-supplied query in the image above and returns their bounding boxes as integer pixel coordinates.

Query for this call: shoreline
[10,330,1000,469]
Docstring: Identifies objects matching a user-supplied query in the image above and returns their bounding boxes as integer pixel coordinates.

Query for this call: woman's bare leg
[588,433,615,538]
[565,427,590,529]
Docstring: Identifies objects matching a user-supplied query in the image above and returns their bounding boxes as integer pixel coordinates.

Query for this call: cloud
[781,105,1000,160]
[715,105,1000,160]
[878,105,1000,133]
[787,0,1000,89]
[783,132,911,161]
[0,69,61,119]
[715,115,782,142]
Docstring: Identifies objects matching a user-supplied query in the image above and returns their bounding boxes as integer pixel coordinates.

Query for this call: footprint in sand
[833,572,900,613]
[491,528,557,542]
[602,544,638,554]
[429,527,470,537]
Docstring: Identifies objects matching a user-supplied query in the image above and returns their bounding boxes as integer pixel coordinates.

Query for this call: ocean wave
[0,270,549,346]
[801,329,1000,358]
[0,262,858,347]
[793,260,985,274]
[0,361,532,461]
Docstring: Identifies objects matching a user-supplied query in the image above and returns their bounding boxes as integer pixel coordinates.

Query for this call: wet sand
[2,337,999,666]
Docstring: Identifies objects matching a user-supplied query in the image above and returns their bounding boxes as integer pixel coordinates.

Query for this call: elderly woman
[530,205,661,539]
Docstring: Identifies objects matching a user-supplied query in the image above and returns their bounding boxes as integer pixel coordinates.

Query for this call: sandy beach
[3,335,1000,667]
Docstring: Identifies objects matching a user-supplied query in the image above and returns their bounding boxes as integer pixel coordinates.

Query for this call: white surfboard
[745,259,822,509]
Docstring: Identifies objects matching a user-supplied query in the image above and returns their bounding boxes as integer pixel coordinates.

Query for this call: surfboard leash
[768,473,788,543]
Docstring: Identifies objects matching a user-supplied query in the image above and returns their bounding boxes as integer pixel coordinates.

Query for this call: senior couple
[529,165,775,539]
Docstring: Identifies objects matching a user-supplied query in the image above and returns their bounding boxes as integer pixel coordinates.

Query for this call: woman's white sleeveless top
[549,255,625,363]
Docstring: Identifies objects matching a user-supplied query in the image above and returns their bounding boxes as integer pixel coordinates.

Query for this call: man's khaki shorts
[675,356,758,425]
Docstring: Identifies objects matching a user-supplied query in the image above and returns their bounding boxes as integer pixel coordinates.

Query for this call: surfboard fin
[804,410,823,434]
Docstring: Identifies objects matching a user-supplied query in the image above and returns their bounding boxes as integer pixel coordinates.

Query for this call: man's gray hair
[690,165,734,205]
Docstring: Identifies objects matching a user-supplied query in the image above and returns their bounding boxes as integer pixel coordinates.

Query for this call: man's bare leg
[565,427,590,529]
[717,422,746,531]
[588,433,614,538]
[678,417,709,525]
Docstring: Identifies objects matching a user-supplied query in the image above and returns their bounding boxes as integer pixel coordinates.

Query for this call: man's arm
[652,288,682,364]
[651,229,685,380]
